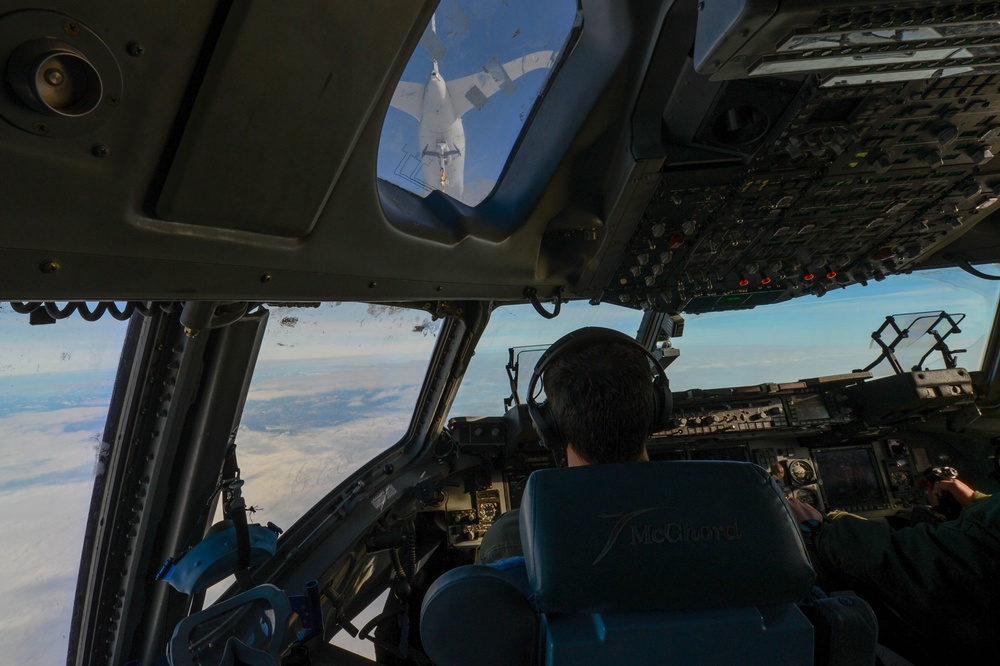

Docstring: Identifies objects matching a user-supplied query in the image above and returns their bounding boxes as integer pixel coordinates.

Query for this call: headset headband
[525,327,672,449]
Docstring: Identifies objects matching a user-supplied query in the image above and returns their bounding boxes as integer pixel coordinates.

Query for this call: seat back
[520,461,816,665]
[420,461,879,665]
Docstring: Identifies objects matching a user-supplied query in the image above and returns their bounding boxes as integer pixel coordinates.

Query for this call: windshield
[234,303,440,533]
[450,302,645,416]
[0,307,127,664]
[449,266,1000,418]
[377,0,577,206]
[668,266,1000,390]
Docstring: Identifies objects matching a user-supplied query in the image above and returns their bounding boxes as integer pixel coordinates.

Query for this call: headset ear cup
[652,374,673,431]
[528,398,562,450]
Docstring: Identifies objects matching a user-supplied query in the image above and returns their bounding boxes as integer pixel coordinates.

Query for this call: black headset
[525,327,672,449]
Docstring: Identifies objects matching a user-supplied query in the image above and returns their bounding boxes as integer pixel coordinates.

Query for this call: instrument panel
[645,437,926,516]
[438,368,974,547]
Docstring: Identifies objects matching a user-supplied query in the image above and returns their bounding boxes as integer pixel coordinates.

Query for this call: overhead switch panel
[605,71,1000,314]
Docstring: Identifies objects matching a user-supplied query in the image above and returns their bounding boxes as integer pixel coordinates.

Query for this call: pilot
[476,328,657,565]
[787,478,998,663]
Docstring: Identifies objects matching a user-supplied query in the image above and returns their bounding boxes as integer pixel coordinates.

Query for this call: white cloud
[235,414,412,533]
[0,474,92,664]
[247,360,429,400]
[0,407,105,488]
[1,423,96,664]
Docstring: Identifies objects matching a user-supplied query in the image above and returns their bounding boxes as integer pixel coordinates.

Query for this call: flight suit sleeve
[813,496,1000,653]
[476,510,523,564]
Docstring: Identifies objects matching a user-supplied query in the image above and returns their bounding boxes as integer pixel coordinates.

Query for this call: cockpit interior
[1,1,999,664]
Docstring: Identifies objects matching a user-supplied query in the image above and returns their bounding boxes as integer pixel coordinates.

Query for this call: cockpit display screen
[813,447,886,509]
[790,394,829,421]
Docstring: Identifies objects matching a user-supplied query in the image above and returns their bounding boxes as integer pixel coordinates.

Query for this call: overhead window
[377,0,578,206]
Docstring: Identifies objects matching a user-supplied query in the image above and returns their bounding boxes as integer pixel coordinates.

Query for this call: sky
[0,304,126,376]
[377,0,578,205]
[2,266,1000,662]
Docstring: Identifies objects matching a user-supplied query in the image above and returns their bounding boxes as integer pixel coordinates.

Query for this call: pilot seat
[420,461,878,665]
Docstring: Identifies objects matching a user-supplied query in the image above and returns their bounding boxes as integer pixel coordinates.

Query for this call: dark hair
[542,339,656,464]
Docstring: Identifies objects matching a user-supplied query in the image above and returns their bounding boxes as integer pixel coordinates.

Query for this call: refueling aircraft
[388,16,557,201]
[0,1,998,665]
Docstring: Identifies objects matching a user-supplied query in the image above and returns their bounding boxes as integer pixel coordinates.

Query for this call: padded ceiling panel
[155,1,425,237]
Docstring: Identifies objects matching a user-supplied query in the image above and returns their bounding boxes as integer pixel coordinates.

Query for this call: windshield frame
[68,301,479,664]
[61,262,1000,663]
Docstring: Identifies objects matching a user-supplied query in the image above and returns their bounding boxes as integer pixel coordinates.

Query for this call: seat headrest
[420,566,536,666]
[520,461,815,614]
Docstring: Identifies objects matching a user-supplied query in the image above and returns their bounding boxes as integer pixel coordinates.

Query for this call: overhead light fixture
[6,39,103,117]
[695,1,1000,86]
[0,11,123,138]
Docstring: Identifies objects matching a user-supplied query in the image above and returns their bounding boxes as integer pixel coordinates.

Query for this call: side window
[233,304,440,533]
[203,303,439,613]
[0,306,127,664]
